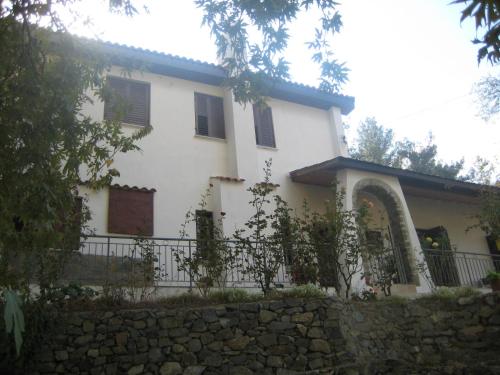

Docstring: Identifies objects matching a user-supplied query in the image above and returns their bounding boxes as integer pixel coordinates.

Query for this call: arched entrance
[353,179,416,285]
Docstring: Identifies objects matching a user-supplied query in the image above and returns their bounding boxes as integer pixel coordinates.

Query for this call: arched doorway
[353,179,416,285]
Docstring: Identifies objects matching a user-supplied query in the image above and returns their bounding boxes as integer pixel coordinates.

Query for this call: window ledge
[257,145,278,151]
[194,134,227,143]
[121,122,150,130]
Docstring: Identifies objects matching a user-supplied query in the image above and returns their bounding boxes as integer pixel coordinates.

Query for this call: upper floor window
[104,76,150,127]
[253,104,276,148]
[194,92,225,139]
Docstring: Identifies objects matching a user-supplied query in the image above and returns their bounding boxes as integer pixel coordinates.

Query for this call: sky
[68,0,499,174]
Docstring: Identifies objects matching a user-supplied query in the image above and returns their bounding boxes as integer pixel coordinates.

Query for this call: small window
[108,187,154,236]
[104,76,150,127]
[253,104,276,148]
[194,93,225,139]
[196,210,214,257]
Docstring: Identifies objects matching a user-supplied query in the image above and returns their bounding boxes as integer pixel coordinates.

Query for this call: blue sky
[70,0,499,173]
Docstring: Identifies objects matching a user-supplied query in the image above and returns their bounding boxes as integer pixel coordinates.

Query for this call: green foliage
[2,290,25,356]
[278,283,326,299]
[419,286,481,301]
[349,118,399,167]
[486,270,500,282]
[196,0,348,102]
[350,118,465,179]
[452,0,500,64]
[174,186,238,297]
[208,289,253,303]
[45,283,97,307]
[474,75,500,121]
[0,4,152,300]
[469,187,500,240]
[234,160,285,294]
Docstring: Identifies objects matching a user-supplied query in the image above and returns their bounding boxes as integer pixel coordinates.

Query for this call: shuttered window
[194,93,225,139]
[253,104,276,148]
[108,187,154,236]
[104,76,150,127]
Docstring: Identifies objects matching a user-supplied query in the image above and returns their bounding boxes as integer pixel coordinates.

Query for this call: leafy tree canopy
[474,74,500,121]
[453,0,500,64]
[349,118,465,180]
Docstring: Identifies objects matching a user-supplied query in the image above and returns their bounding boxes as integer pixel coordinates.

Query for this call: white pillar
[328,106,349,157]
[223,89,259,181]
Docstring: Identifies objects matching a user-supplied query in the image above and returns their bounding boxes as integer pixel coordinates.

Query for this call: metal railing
[423,249,500,288]
[62,235,292,289]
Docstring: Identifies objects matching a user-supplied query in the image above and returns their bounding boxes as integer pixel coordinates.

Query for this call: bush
[419,286,481,301]
[274,284,326,299]
[208,289,255,304]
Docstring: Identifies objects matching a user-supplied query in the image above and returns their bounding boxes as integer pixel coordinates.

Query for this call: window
[253,104,276,148]
[108,186,154,236]
[196,210,214,257]
[194,93,225,139]
[104,76,150,127]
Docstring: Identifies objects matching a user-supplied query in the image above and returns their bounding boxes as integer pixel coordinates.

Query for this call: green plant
[2,290,25,356]
[486,270,500,282]
[301,186,369,299]
[280,284,326,299]
[419,286,481,301]
[125,236,164,302]
[174,186,238,297]
[45,283,97,307]
[208,289,253,304]
[234,160,285,295]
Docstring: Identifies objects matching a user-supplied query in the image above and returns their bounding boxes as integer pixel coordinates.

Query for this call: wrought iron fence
[60,235,498,290]
[62,235,292,289]
[423,249,500,288]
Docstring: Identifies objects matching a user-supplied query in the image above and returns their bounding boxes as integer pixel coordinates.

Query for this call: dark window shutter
[208,95,225,138]
[104,76,150,127]
[253,104,276,148]
[195,93,225,139]
[108,187,154,236]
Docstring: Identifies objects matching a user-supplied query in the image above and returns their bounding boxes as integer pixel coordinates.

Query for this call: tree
[349,118,400,167]
[453,0,500,64]
[350,118,465,179]
[474,75,500,121]
[395,134,464,180]
[196,0,348,103]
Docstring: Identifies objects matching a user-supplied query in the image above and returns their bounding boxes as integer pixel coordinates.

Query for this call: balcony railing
[61,235,292,289]
[423,249,500,288]
[58,236,499,291]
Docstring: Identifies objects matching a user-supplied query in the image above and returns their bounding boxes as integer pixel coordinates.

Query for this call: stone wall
[9,293,500,374]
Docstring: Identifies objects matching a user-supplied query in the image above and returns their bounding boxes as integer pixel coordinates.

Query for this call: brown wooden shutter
[108,187,154,236]
[253,104,276,148]
[104,76,150,127]
[208,95,225,138]
[195,93,209,136]
[195,93,225,138]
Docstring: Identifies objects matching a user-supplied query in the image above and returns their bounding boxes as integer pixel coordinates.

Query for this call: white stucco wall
[79,66,344,238]
[404,194,490,255]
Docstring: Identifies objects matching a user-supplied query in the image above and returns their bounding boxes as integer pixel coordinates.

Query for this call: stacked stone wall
[6,293,500,374]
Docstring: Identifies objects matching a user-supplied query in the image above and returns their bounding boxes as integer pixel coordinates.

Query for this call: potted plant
[486,271,500,292]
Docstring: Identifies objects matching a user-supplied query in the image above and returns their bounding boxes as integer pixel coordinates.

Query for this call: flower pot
[491,279,500,292]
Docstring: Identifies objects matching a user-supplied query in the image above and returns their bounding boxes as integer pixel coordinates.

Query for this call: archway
[353,179,416,285]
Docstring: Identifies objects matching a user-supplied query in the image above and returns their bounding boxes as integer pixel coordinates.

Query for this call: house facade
[77,42,498,295]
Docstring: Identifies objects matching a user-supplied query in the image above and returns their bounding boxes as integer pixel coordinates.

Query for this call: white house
[76,41,499,296]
